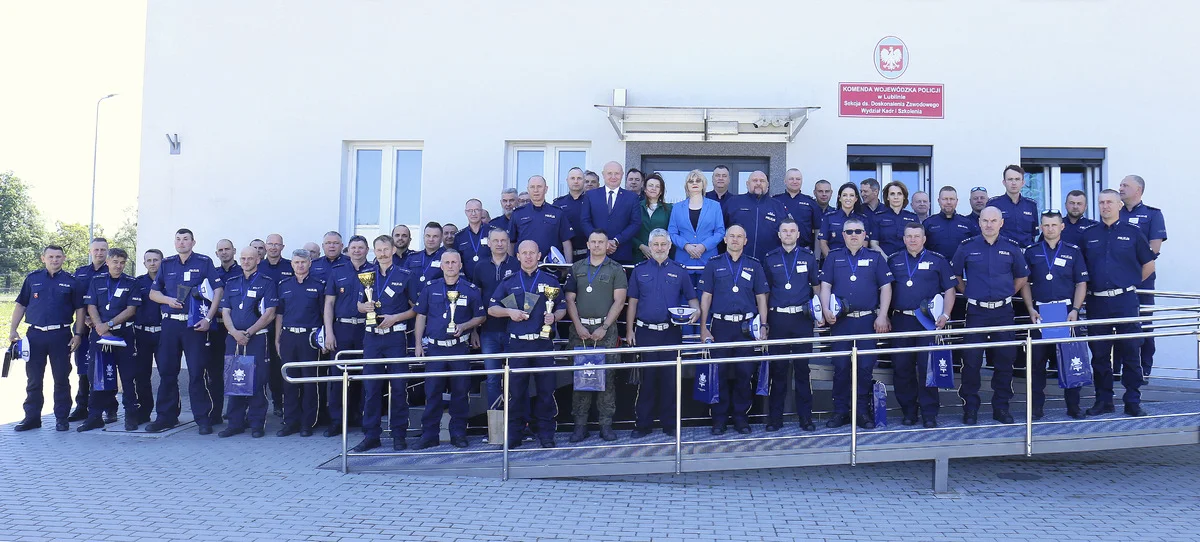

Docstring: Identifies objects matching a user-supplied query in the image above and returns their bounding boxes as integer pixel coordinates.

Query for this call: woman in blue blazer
[669,169,726,273]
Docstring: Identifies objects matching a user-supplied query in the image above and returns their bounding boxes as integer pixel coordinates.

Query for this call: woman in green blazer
[633,173,673,262]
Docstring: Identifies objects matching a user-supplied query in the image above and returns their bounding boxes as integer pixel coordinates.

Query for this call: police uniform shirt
[1060,216,1098,248]
[488,269,565,336]
[473,255,520,335]
[371,261,421,319]
[74,262,109,293]
[764,246,820,308]
[1120,201,1166,282]
[875,208,920,256]
[404,247,445,289]
[1023,241,1087,303]
[1080,221,1155,291]
[507,202,574,259]
[310,253,349,283]
[325,260,376,319]
[277,274,325,329]
[773,192,822,249]
[133,273,164,327]
[949,236,1030,302]
[724,193,791,262]
[85,273,141,324]
[924,212,980,259]
[886,250,954,311]
[395,248,416,267]
[705,189,733,212]
[154,253,223,317]
[697,254,769,315]
[628,258,697,323]
[16,268,83,327]
[488,216,511,238]
[988,194,1039,247]
[553,192,588,257]
[453,224,490,277]
[216,262,241,286]
[414,278,484,342]
[261,257,295,283]
[820,247,892,311]
[563,257,628,319]
[819,209,877,252]
[218,272,279,331]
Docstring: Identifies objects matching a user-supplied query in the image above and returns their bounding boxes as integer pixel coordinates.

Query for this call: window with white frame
[507,142,589,200]
[1020,147,1105,217]
[847,145,933,206]
[346,142,423,240]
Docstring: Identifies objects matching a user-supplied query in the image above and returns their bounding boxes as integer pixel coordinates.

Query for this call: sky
[0,1,146,235]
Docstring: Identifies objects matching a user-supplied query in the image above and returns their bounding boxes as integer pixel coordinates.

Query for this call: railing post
[1025,334,1033,457]
[341,364,349,474]
[850,342,858,467]
[502,359,510,482]
[675,348,683,475]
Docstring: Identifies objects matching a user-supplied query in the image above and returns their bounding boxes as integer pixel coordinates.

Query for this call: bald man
[217,247,279,438]
[581,161,642,264]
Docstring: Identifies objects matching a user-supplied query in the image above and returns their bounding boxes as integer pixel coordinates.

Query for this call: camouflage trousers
[568,322,619,425]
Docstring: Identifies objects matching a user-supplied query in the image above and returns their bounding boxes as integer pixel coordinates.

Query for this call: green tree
[113,207,138,275]
[49,221,100,272]
[0,171,48,288]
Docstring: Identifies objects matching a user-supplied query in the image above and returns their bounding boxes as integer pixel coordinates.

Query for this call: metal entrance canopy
[594,105,820,143]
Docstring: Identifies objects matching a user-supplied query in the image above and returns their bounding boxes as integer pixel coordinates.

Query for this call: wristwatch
[106,320,114,328]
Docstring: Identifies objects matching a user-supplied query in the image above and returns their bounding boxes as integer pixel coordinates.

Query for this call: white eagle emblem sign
[874,36,909,79]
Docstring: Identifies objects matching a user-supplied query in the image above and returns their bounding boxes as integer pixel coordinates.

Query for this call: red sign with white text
[839,82,944,119]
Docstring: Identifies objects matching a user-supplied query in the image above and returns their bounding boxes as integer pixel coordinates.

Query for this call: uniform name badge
[184,271,192,282]
[918,262,931,270]
[796,264,807,273]
[431,260,441,268]
[384,286,395,297]
[1054,257,1067,267]
[740,271,752,281]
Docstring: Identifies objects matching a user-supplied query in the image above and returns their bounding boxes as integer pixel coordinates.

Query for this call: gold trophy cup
[357,272,379,326]
[540,286,560,339]
[445,290,460,334]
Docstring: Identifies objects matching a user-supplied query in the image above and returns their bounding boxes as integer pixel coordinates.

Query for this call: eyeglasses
[1041,209,1062,218]
[970,187,987,193]
[842,229,866,235]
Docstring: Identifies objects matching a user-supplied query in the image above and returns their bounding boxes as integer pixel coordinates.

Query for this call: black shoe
[764,423,782,432]
[14,420,41,432]
[76,419,104,432]
[392,438,407,451]
[67,408,87,422]
[138,412,153,425]
[826,413,851,428]
[599,426,618,441]
[350,437,381,452]
[735,424,752,435]
[923,418,938,429]
[569,425,590,443]
[856,414,875,430]
[799,418,816,432]
[56,421,69,431]
[1124,404,1148,417]
[145,420,176,433]
[631,428,652,438]
[197,425,213,436]
[992,410,1014,424]
[218,427,245,438]
[276,425,300,437]
[125,419,139,431]
[300,429,313,437]
[451,436,469,448]
[962,411,978,425]
[1032,409,1044,421]
[323,426,342,438]
[1067,409,1087,420]
[1086,403,1115,416]
[539,437,556,448]
[412,439,439,450]
[901,417,918,426]
[710,424,727,435]
[251,428,265,438]
[663,427,677,436]
[507,438,523,449]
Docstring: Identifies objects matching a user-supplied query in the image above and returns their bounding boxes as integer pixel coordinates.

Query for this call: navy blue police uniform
[15,268,83,426]
[309,253,349,284]
[488,268,565,447]
[323,258,375,430]
[875,207,920,256]
[698,253,769,432]
[276,272,325,433]
[820,246,892,422]
[819,209,877,254]
[218,270,278,433]
[414,277,484,446]
[1081,219,1155,415]
[405,247,446,291]
[359,260,421,448]
[950,235,1030,422]
[71,261,108,416]
[763,245,820,429]
[151,252,223,431]
[887,248,955,424]
[553,192,589,261]
[83,272,141,424]
[628,257,697,435]
[1023,239,1088,417]
[988,194,1039,247]
[773,191,822,250]
[1060,215,1098,248]
[924,212,980,259]
[207,262,241,421]
[724,193,791,262]
[453,223,490,278]
[705,189,734,211]
[261,256,294,414]
[132,271,163,421]
[507,202,575,262]
[472,253,520,408]
[1120,201,1166,376]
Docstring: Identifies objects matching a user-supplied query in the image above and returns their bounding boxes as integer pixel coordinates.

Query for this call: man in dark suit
[581,161,642,264]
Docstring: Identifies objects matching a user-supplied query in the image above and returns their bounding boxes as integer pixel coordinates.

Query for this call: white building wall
[138,1,1198,361]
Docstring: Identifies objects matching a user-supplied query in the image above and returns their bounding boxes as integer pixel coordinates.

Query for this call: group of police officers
[9,162,1166,451]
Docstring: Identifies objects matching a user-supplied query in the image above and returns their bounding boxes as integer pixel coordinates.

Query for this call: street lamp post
[89,93,118,242]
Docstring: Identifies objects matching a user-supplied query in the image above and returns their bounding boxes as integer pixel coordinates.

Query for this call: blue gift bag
[90,345,118,392]
[925,347,956,389]
[223,347,257,397]
[1056,339,1093,389]
[693,363,720,405]
[573,343,606,392]
[872,381,888,428]
[755,360,770,396]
